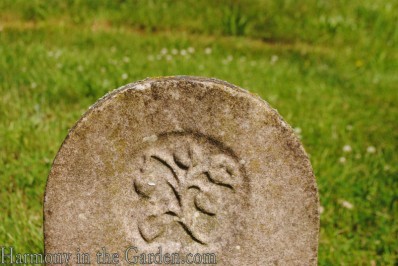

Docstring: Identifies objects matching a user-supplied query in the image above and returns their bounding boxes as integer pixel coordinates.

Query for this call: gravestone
[44,76,319,265]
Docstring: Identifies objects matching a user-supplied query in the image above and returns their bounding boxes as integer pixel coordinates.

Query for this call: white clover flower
[294,127,302,134]
[171,49,178,55]
[367,146,376,154]
[339,157,346,164]
[270,55,279,64]
[123,56,130,63]
[31,82,37,89]
[54,50,62,59]
[166,55,172,61]
[340,200,354,209]
[343,145,352,153]
[187,47,195,53]
[121,73,128,80]
[180,49,187,56]
[160,48,168,55]
[204,47,212,54]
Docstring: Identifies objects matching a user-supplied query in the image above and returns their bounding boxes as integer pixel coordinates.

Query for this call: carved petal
[194,192,217,216]
[134,176,156,198]
[173,148,191,169]
[138,215,165,243]
[189,144,204,167]
[208,154,239,188]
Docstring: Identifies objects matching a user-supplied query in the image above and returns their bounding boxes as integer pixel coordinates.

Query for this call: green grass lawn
[0,0,397,264]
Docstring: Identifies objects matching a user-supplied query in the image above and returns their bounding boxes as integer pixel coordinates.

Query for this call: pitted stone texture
[44,76,319,265]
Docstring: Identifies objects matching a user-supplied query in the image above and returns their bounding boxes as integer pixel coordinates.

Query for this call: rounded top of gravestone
[45,76,319,265]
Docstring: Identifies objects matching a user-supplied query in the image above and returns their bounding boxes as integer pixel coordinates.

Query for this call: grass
[0,0,397,265]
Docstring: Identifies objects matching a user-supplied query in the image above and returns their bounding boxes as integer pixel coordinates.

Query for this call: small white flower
[54,50,62,59]
[180,49,187,56]
[340,200,354,209]
[102,79,110,87]
[187,47,195,53]
[123,56,130,63]
[294,127,302,134]
[166,55,172,61]
[171,49,178,55]
[121,73,128,80]
[269,95,278,102]
[204,47,212,54]
[367,146,376,154]
[31,82,37,89]
[339,157,346,164]
[270,55,279,64]
[343,145,352,153]
[160,48,168,55]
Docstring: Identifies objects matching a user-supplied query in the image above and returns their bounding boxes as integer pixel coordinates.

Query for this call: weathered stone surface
[44,76,319,265]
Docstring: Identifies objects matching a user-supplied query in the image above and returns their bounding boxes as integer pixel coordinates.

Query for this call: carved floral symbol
[134,142,242,245]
